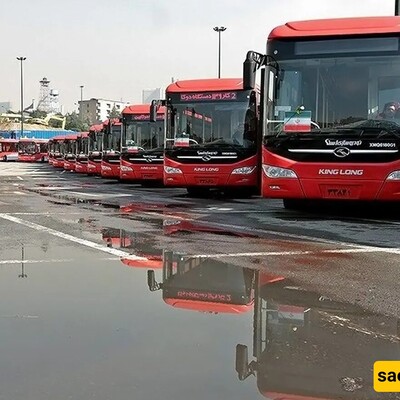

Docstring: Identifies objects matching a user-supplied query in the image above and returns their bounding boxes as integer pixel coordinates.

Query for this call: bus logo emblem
[333,147,350,158]
[202,155,212,162]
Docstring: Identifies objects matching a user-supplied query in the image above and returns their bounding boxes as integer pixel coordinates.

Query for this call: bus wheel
[187,187,209,197]
[283,199,306,210]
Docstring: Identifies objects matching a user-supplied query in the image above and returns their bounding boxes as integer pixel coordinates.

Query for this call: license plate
[142,174,156,179]
[321,185,359,199]
[196,178,217,185]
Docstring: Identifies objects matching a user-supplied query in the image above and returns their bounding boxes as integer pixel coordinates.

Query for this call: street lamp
[17,57,26,138]
[79,85,84,119]
[213,26,227,79]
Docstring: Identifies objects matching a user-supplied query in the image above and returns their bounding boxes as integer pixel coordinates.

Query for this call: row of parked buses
[0,138,49,162]
[37,15,400,206]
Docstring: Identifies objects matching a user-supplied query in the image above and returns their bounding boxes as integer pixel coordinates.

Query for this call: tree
[30,110,47,119]
[108,105,121,119]
[65,112,90,131]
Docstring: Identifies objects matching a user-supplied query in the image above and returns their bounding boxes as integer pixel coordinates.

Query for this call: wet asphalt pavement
[1,162,400,399]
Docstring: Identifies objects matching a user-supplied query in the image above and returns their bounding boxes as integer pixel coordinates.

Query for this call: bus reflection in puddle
[101,227,163,268]
[147,250,256,314]
[235,274,400,399]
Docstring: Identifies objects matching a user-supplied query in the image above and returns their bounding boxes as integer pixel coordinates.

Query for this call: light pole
[79,85,84,119]
[17,57,26,138]
[213,26,227,78]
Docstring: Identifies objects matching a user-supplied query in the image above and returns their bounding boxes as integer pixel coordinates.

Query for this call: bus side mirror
[147,270,161,291]
[243,51,257,90]
[236,344,249,380]
[150,100,158,122]
[235,344,256,381]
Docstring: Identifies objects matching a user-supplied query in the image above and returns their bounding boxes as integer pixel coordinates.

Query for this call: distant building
[142,88,164,104]
[78,98,130,124]
[0,101,12,113]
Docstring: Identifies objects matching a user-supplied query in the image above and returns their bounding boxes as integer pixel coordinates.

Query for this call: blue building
[0,129,76,140]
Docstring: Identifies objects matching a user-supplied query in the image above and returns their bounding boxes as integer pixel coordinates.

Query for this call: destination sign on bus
[130,114,163,121]
[180,92,237,102]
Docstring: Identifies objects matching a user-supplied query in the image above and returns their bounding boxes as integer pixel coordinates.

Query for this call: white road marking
[189,247,400,259]
[0,257,121,265]
[0,214,147,260]
[17,176,23,181]
[0,258,73,265]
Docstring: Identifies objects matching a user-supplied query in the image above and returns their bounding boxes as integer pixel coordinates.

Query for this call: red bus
[48,135,66,167]
[101,228,163,269]
[63,134,78,171]
[235,273,400,399]
[153,78,260,196]
[244,16,400,208]
[18,138,48,162]
[87,124,104,175]
[147,251,255,314]
[75,132,89,174]
[120,104,165,184]
[101,119,121,179]
[0,139,18,161]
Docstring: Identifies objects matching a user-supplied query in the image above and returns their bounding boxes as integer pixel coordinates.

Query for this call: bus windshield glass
[18,141,37,154]
[0,141,17,153]
[123,120,164,151]
[103,126,121,152]
[268,37,400,135]
[166,90,257,150]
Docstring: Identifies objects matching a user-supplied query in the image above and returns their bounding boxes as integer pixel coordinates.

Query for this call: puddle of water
[0,240,399,399]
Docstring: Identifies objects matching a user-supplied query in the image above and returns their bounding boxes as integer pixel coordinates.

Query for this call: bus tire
[187,187,209,197]
[283,199,306,210]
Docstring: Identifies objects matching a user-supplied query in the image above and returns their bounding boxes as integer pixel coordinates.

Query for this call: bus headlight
[101,165,112,171]
[121,166,133,172]
[232,166,256,174]
[387,170,400,180]
[164,166,182,174]
[262,164,297,178]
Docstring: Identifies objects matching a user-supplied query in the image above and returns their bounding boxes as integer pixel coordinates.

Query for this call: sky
[0,0,396,113]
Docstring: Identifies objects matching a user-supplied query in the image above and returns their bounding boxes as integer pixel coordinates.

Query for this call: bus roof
[121,257,163,269]
[19,138,48,143]
[122,104,165,117]
[64,134,78,140]
[51,135,68,141]
[78,132,89,138]
[269,16,400,39]
[164,298,253,314]
[166,78,243,93]
[89,124,103,132]
[103,118,121,127]
[0,138,18,143]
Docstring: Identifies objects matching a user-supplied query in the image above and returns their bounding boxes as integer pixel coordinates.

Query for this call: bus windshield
[166,91,257,150]
[268,37,400,135]
[18,141,37,154]
[164,262,255,305]
[124,120,164,151]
